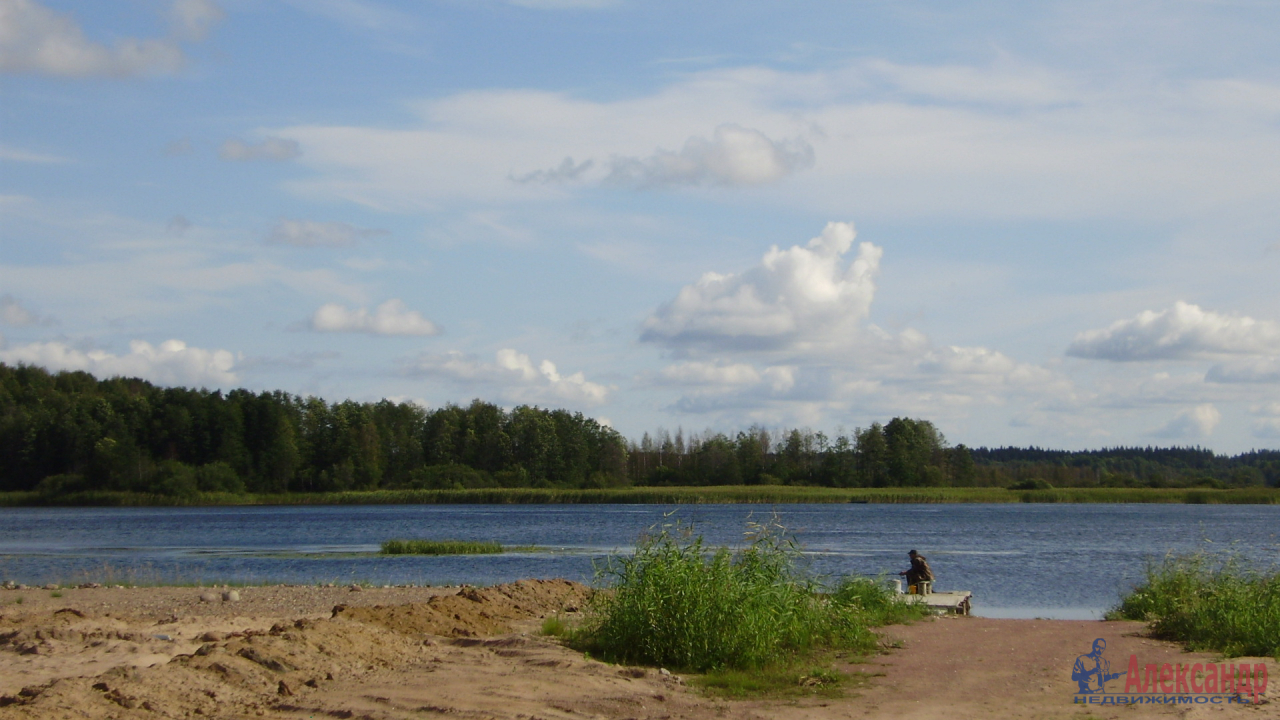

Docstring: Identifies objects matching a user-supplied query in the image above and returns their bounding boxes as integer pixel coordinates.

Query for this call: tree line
[0,363,1275,497]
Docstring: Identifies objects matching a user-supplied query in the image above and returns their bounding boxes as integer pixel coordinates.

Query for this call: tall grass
[1110,553,1280,658]
[575,518,924,672]
[379,539,503,555]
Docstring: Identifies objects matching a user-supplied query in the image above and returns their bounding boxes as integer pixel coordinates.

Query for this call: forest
[1,363,1277,498]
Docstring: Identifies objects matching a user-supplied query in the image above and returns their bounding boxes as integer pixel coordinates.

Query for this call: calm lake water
[2,503,1278,619]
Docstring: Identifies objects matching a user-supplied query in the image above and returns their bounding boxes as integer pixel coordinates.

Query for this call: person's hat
[908,549,918,556]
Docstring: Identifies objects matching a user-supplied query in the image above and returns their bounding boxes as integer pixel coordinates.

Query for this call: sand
[1,583,1275,720]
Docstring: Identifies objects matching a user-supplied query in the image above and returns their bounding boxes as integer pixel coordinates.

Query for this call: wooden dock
[901,590,972,615]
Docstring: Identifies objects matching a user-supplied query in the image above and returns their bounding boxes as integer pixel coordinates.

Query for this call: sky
[2,0,1280,453]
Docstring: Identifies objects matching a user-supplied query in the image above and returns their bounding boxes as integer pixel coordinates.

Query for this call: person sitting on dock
[899,549,934,593]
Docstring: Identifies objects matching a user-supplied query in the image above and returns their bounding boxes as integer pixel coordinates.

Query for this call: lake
[2,503,1277,619]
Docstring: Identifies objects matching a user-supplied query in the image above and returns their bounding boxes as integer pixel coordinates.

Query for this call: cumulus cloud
[1153,404,1222,439]
[1206,358,1280,384]
[1254,418,1280,439]
[0,0,219,77]
[405,348,610,406]
[219,137,301,162]
[0,294,52,326]
[268,219,388,247]
[1067,302,1280,361]
[607,124,813,188]
[310,299,440,336]
[642,222,879,353]
[0,339,237,386]
[658,361,762,386]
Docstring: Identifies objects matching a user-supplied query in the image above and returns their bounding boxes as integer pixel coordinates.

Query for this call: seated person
[899,549,934,592]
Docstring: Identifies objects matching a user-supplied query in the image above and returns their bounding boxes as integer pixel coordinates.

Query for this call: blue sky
[3,0,1280,452]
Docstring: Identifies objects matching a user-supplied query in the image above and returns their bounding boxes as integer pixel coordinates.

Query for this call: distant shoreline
[2,485,1277,507]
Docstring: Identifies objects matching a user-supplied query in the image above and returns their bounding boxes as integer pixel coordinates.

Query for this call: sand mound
[333,578,593,637]
[0,579,601,720]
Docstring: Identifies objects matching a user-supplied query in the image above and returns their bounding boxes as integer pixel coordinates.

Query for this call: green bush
[576,519,921,672]
[148,460,198,497]
[1111,553,1280,657]
[195,462,244,493]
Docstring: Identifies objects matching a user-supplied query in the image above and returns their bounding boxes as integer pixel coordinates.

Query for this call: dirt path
[1,585,1274,719]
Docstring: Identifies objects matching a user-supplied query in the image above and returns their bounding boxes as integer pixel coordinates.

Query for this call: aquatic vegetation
[574,518,925,673]
[1110,552,1280,658]
[379,539,503,555]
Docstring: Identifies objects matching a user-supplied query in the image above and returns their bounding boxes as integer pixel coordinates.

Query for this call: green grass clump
[1110,553,1280,658]
[541,615,570,637]
[695,659,861,698]
[574,518,924,674]
[380,539,503,555]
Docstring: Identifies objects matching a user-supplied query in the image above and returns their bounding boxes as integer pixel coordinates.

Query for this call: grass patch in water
[380,539,503,555]
[1109,552,1280,658]
[573,517,926,676]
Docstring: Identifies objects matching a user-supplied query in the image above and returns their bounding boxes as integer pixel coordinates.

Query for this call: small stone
[222,590,240,602]
[658,668,671,677]
[199,592,219,603]
[43,584,59,590]
[348,584,362,592]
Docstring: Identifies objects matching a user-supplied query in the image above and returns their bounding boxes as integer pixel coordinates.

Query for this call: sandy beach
[1,583,1275,720]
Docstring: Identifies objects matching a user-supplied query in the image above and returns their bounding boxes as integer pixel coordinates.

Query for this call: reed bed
[573,519,926,673]
[1111,553,1280,658]
[379,539,503,555]
[3,486,1277,506]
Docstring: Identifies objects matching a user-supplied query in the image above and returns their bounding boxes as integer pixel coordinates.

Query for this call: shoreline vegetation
[1110,553,1280,658]
[566,519,928,694]
[1,485,1278,507]
[2,364,1277,505]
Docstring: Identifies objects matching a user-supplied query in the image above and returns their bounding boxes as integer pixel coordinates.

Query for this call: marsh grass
[573,517,926,675]
[380,539,503,555]
[1110,552,1280,658]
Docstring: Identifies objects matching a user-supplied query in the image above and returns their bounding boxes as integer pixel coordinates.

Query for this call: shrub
[195,462,244,493]
[576,519,920,672]
[1110,552,1280,657]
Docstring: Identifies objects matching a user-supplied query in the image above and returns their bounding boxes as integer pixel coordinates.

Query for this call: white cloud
[606,124,814,188]
[1254,418,1280,439]
[511,157,594,185]
[405,348,610,406]
[310,299,440,336]
[0,0,209,77]
[1206,358,1280,384]
[506,0,617,8]
[0,294,51,326]
[268,219,388,247]
[219,137,301,162]
[658,361,762,386]
[1153,404,1222,439]
[170,0,222,42]
[1067,302,1280,361]
[0,339,237,386]
[0,142,67,164]
[642,221,880,353]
